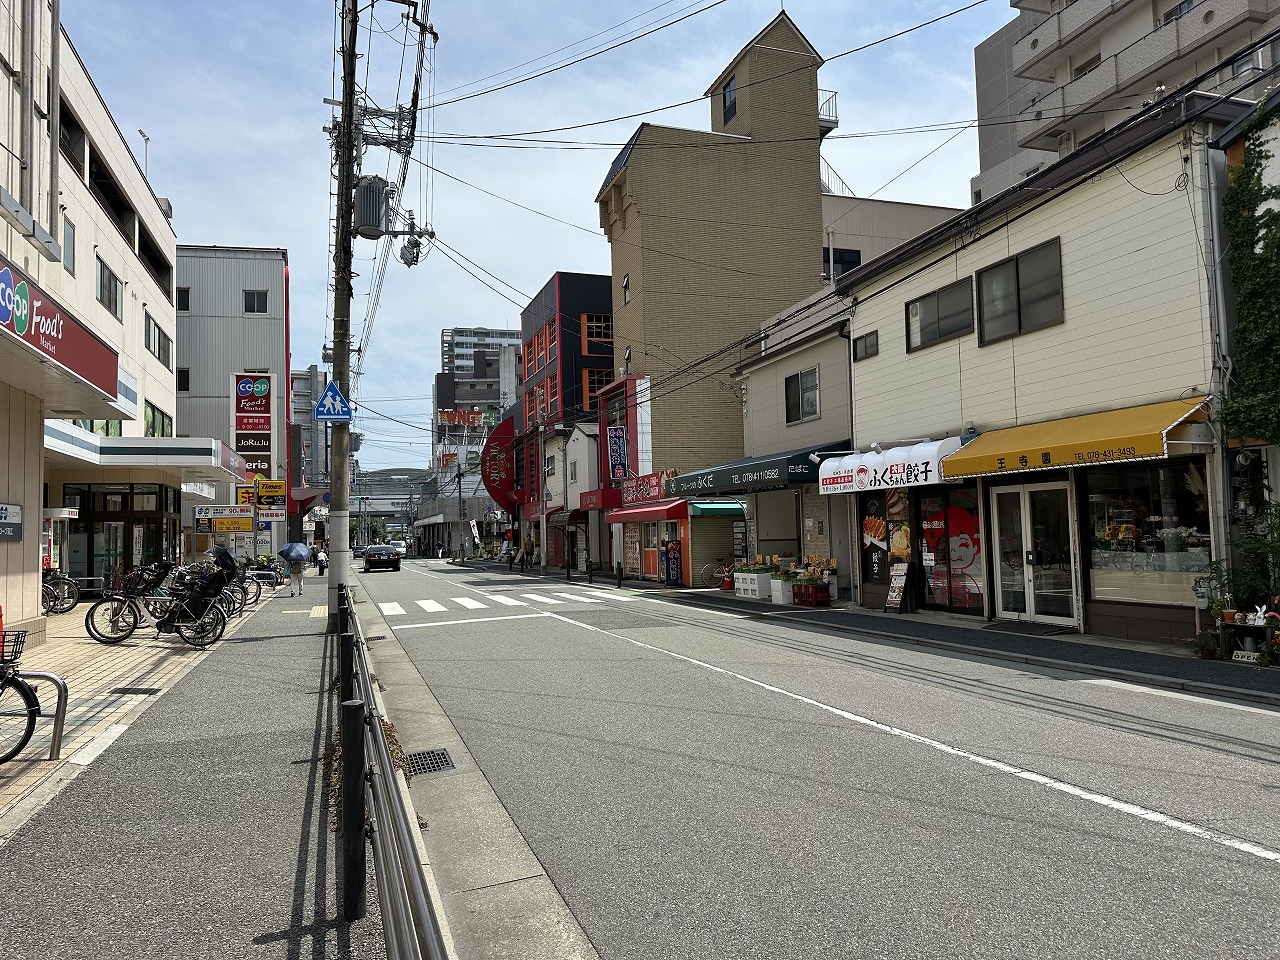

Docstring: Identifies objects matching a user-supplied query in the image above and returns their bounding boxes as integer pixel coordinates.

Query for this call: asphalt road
[359,559,1280,960]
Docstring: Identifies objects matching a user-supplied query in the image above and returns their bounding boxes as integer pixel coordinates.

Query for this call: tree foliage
[1220,105,1280,444]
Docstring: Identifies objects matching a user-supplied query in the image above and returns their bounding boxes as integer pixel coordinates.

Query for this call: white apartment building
[1,11,240,645]
[972,0,1280,201]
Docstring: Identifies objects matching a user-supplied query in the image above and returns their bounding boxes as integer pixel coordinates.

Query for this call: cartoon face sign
[946,506,981,573]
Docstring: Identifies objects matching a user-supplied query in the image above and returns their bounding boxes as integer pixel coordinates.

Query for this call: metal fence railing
[337,586,449,959]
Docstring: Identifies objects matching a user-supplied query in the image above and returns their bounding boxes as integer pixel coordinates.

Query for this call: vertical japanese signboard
[607,425,628,481]
[232,373,274,480]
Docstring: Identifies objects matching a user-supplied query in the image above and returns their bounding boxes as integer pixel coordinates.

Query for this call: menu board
[860,493,888,584]
[885,561,910,613]
[733,520,747,561]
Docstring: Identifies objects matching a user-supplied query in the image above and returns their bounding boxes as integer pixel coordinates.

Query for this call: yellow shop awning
[941,398,1209,479]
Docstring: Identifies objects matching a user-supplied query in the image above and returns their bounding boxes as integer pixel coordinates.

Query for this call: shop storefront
[665,443,850,595]
[59,482,182,585]
[579,486,622,572]
[819,437,976,613]
[941,397,1214,640]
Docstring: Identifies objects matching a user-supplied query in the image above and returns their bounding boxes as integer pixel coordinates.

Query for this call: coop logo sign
[0,267,30,335]
[237,376,271,398]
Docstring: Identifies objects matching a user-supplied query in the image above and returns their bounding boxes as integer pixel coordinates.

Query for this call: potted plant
[1188,629,1219,660]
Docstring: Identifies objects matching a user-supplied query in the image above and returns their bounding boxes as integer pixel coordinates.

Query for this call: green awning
[689,501,745,517]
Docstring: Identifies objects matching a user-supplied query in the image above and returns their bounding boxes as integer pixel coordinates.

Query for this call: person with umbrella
[279,543,311,597]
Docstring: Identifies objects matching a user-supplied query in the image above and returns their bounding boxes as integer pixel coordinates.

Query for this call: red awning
[604,498,688,524]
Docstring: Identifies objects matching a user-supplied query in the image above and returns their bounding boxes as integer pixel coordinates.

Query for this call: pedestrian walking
[289,558,305,596]
[316,549,328,576]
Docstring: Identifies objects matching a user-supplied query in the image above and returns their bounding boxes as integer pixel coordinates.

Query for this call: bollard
[615,562,623,588]
[566,562,572,582]
[340,631,355,704]
[588,563,594,585]
[342,698,367,922]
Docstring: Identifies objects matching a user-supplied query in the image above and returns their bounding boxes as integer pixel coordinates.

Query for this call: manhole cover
[405,748,455,776]
[109,686,162,696]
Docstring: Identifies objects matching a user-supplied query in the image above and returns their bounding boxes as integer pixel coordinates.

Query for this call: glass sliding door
[991,482,1076,626]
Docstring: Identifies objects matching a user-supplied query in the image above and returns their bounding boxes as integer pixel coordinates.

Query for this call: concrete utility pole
[327,0,358,629]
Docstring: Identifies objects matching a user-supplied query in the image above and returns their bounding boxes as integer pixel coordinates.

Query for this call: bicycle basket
[0,630,28,664]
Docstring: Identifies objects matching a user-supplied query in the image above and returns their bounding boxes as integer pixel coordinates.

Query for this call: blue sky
[60,0,1016,470]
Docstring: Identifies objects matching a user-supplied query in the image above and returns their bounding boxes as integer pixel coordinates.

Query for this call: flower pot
[1221,609,1236,624]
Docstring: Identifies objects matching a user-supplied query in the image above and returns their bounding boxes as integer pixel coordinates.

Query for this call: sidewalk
[0,573,385,959]
[465,559,1280,706]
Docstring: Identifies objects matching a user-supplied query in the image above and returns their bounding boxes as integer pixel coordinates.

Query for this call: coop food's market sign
[0,255,118,398]
[231,374,275,480]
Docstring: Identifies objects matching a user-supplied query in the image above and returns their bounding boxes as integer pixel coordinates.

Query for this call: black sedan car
[362,545,402,573]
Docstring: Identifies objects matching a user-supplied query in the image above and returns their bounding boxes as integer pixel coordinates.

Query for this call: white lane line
[521,593,566,605]
[1081,678,1280,716]
[451,597,488,609]
[378,601,407,616]
[484,594,528,606]
[396,612,550,629]
[414,599,447,613]
[544,611,1280,864]
[552,593,604,603]
[68,723,130,766]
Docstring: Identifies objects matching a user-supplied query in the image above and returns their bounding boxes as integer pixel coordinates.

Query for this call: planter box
[734,572,772,600]
[770,578,794,604]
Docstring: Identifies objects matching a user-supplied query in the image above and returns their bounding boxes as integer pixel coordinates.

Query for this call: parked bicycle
[84,558,231,647]
[699,557,735,588]
[0,630,39,764]
[41,568,81,615]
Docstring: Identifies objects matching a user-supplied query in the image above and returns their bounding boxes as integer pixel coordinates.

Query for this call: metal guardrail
[336,586,449,959]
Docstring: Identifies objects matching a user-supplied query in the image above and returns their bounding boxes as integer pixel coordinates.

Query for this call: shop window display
[920,490,984,613]
[1086,459,1211,605]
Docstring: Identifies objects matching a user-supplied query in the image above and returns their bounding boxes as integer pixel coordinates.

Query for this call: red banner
[480,416,520,511]
[0,254,118,397]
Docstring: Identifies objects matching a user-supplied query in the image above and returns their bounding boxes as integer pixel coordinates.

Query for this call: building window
[546,372,558,415]
[621,273,630,304]
[907,278,973,352]
[585,313,612,339]
[62,217,75,275]
[978,238,1063,344]
[784,366,819,424]
[96,256,123,321]
[1162,0,1192,25]
[547,322,557,347]
[177,368,191,392]
[144,402,173,438]
[585,368,611,409]
[243,289,268,314]
[723,75,737,124]
[1072,52,1101,80]
[177,287,190,311]
[545,455,556,477]
[853,330,878,361]
[823,247,861,281]
[145,312,172,369]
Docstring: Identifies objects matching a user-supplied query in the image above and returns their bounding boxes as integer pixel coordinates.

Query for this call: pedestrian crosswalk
[377,589,639,618]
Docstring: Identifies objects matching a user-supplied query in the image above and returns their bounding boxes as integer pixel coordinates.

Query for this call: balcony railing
[818,89,838,131]
[1015,0,1269,150]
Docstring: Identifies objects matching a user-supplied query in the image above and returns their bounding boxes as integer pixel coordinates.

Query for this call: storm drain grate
[110,686,162,696]
[405,748,455,776]
[365,634,385,643]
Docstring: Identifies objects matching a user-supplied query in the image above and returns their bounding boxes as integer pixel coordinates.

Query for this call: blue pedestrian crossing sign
[314,381,353,423]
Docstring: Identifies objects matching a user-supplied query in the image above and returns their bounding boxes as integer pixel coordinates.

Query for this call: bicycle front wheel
[49,577,80,615]
[699,562,722,588]
[0,677,38,764]
[240,577,261,605]
[178,604,226,648]
[85,598,138,644]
